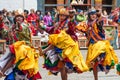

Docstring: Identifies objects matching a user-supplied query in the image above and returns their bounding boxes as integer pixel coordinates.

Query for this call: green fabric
[41,25,46,30]
[70,19,75,22]
[116,63,120,72]
[110,60,115,66]
[15,23,31,45]
[42,45,48,49]
[44,51,61,67]
[44,58,59,67]
[76,15,86,22]
[15,59,24,69]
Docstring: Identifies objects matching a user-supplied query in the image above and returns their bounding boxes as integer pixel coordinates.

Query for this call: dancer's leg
[58,61,67,80]
[93,65,98,80]
[60,65,67,80]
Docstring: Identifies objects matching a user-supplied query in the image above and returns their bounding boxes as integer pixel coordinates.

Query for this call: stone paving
[39,50,120,80]
[0,50,120,80]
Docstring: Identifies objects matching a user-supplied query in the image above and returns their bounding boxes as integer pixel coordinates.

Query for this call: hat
[68,7,76,13]
[89,10,96,15]
[59,8,68,15]
[88,7,96,15]
[77,9,83,13]
[14,14,24,24]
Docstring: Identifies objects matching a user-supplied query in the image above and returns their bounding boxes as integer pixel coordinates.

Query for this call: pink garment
[43,15,52,26]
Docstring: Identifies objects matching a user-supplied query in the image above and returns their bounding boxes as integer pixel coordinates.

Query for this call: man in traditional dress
[0,10,41,80]
[76,8,119,80]
[39,8,88,80]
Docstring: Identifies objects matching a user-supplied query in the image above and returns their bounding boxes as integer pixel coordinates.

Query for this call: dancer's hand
[42,49,47,54]
[38,47,44,56]
[0,71,4,78]
[39,21,44,28]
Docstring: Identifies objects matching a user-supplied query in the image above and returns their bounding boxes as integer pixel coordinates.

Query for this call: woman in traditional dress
[76,9,119,80]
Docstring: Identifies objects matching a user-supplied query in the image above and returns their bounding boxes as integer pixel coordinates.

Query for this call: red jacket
[27,13,37,23]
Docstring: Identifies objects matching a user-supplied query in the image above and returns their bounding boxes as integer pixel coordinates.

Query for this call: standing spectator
[27,9,38,35]
[6,11,14,26]
[43,11,53,27]
[27,9,37,26]
[53,8,59,23]
[2,9,10,27]
[36,10,43,21]
[24,9,29,20]
[51,8,57,22]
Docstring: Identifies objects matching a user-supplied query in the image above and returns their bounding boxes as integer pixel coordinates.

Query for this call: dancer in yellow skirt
[41,30,89,80]
[76,9,119,80]
[0,12,41,80]
[39,8,89,80]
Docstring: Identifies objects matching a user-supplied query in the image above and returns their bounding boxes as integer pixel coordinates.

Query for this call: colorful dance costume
[76,19,119,73]
[40,19,88,75]
[11,22,31,45]
[66,18,78,41]
[4,21,41,80]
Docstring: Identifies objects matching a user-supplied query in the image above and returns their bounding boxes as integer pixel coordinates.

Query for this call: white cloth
[0,49,11,69]
[38,31,49,42]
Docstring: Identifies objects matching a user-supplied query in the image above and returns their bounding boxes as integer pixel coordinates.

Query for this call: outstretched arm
[42,44,54,54]
[38,22,54,34]
[75,22,88,33]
